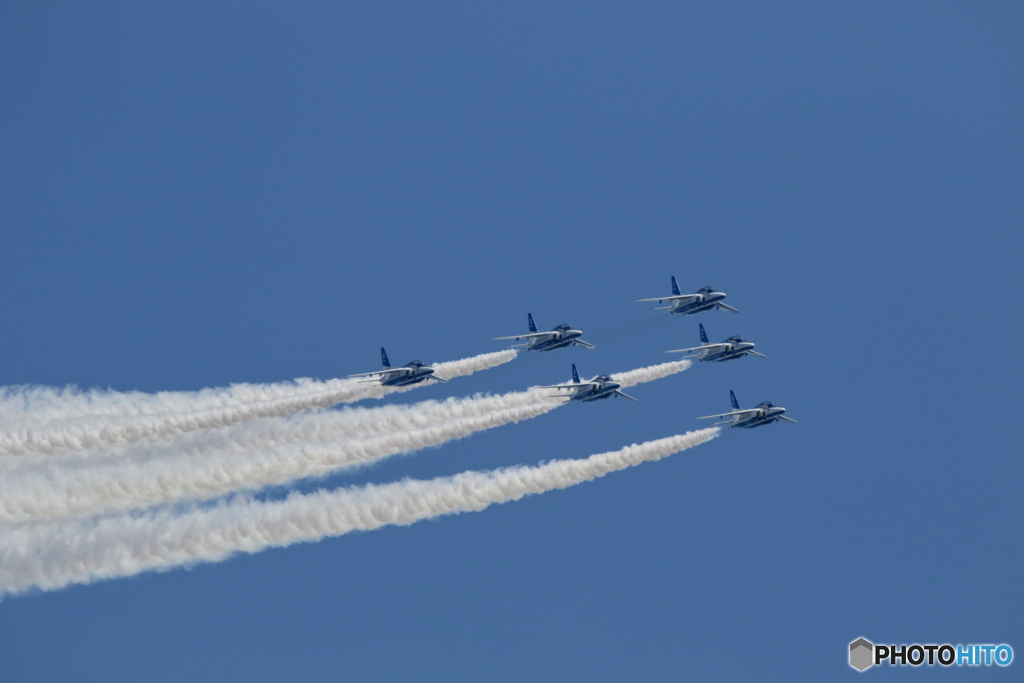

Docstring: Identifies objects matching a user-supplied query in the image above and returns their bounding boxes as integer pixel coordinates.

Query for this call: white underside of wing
[636,295,699,303]
[666,343,727,354]
[347,368,409,378]
[698,409,758,420]
[493,332,555,340]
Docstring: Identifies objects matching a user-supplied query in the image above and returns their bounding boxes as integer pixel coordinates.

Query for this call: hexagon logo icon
[849,638,874,671]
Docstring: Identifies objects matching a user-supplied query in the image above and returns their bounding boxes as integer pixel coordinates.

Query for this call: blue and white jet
[536,363,636,403]
[347,348,448,387]
[666,323,766,362]
[637,276,738,315]
[698,390,796,428]
[494,313,595,352]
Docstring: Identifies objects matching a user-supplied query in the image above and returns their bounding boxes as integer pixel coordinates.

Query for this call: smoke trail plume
[0,350,517,456]
[0,428,719,596]
[612,359,691,388]
[0,389,564,522]
[0,358,692,522]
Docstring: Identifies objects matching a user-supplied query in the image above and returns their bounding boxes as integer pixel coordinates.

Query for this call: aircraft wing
[747,350,768,358]
[716,303,740,313]
[346,369,407,378]
[697,409,759,420]
[493,332,555,341]
[636,294,699,304]
[613,390,637,401]
[535,382,597,390]
[778,415,798,423]
[665,343,728,354]
[572,339,596,349]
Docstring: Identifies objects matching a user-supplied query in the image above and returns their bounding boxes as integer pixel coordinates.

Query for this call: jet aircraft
[637,276,738,315]
[347,348,447,387]
[494,314,595,352]
[537,364,637,403]
[698,390,796,428]
[666,323,766,362]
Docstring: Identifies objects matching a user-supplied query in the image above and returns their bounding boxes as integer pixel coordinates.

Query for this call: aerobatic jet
[698,390,796,428]
[536,363,636,403]
[347,348,447,387]
[666,323,766,362]
[494,313,595,352]
[637,276,738,315]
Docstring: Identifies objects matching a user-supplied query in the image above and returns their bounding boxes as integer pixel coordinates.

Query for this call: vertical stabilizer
[571,364,581,383]
[528,313,537,333]
[699,323,709,344]
[671,276,681,296]
[730,390,740,410]
[380,348,391,368]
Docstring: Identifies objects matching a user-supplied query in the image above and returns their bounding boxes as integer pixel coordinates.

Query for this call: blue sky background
[1,2,1021,680]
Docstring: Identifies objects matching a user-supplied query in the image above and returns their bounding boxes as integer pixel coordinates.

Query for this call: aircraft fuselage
[529,330,583,352]
[733,407,787,428]
[671,292,725,315]
[380,368,436,386]
[568,380,622,402]
[700,342,756,362]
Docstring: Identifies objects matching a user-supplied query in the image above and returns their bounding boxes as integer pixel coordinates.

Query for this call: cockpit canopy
[406,360,424,368]
[595,375,613,382]
[554,324,572,332]
[726,336,745,343]
[698,286,716,294]
[757,401,774,408]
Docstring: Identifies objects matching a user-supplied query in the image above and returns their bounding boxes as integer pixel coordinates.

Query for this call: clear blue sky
[1,2,1021,680]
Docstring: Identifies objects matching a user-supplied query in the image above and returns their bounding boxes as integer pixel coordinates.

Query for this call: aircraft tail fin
[528,313,537,333]
[571,364,581,384]
[699,323,709,344]
[730,390,740,410]
[380,348,391,368]
[671,276,681,296]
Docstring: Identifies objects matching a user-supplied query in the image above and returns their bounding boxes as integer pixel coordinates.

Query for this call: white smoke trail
[0,428,719,596]
[0,359,693,523]
[0,350,517,456]
[0,389,564,523]
[612,359,691,388]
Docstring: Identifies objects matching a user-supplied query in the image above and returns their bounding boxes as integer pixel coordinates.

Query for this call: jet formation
[349,275,794,429]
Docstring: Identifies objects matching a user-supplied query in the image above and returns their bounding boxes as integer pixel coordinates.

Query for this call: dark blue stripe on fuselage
[381,371,433,386]
[529,333,581,352]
